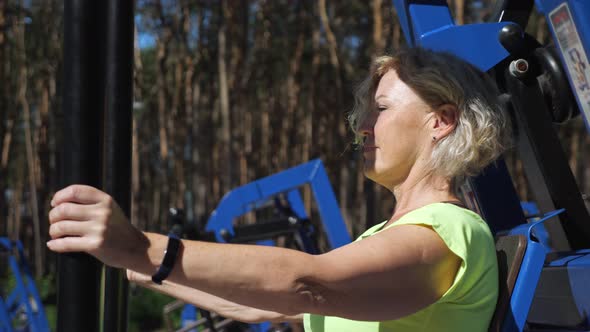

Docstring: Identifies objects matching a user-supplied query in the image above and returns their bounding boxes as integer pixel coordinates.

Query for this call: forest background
[1,0,589,330]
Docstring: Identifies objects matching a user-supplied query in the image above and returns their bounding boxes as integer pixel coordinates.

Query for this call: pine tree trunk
[183,69,194,215]
[280,6,305,167]
[393,19,401,50]
[157,36,169,161]
[16,4,43,278]
[34,74,50,274]
[132,25,142,227]
[303,8,321,214]
[454,0,465,25]
[257,1,271,173]
[318,0,350,230]
[218,0,232,194]
[536,15,547,43]
[11,171,24,240]
[190,26,204,220]
[372,0,384,56]
[155,0,173,230]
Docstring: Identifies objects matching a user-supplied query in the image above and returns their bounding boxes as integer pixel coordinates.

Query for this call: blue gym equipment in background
[0,238,49,332]
[174,159,351,332]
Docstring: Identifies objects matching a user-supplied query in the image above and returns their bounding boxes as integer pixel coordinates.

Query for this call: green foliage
[129,286,181,332]
[1,272,16,292]
[36,274,57,330]
[44,304,57,332]
[36,273,56,300]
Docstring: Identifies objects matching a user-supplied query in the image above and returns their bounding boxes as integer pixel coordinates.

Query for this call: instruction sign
[549,3,590,128]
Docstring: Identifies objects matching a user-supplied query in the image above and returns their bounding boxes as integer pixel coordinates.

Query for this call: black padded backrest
[489,234,527,332]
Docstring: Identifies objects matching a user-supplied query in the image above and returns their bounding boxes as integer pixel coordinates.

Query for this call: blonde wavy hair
[349,48,511,186]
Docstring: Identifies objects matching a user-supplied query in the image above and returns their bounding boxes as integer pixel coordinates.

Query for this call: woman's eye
[377,106,387,112]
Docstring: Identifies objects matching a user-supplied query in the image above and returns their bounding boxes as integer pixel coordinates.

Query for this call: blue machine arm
[177,160,352,332]
[0,238,50,332]
[505,209,565,331]
[205,159,351,248]
[393,0,512,71]
[396,0,590,132]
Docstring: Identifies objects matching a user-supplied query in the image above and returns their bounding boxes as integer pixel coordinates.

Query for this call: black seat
[489,234,528,332]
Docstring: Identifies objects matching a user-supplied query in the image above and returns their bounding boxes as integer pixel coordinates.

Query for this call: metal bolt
[220,228,231,240]
[509,59,529,78]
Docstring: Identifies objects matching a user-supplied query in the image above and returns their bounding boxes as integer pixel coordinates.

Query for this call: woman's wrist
[122,232,167,276]
[126,269,152,283]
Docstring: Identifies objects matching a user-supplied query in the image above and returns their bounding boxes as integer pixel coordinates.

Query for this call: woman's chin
[363,165,377,181]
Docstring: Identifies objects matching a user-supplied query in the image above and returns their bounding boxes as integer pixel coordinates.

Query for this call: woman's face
[360,69,434,189]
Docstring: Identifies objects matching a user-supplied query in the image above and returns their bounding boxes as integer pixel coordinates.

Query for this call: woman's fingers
[46,236,99,253]
[48,220,93,239]
[51,185,109,207]
[47,185,142,268]
[48,202,100,224]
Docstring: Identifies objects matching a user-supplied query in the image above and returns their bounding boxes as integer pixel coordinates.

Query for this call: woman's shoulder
[396,202,491,236]
[360,202,493,241]
[396,203,498,305]
[393,202,496,262]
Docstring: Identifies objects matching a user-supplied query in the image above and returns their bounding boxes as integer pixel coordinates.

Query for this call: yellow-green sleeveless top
[303,203,498,332]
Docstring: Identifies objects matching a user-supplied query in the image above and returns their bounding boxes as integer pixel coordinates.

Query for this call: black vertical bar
[505,70,590,250]
[102,0,134,331]
[58,1,105,331]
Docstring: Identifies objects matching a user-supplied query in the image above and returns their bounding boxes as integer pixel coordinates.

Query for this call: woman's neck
[388,172,459,223]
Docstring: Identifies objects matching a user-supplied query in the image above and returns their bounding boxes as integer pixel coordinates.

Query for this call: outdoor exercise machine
[22,0,590,332]
[392,0,590,331]
[163,159,351,332]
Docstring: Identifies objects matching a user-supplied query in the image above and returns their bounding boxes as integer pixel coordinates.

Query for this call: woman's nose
[359,115,375,137]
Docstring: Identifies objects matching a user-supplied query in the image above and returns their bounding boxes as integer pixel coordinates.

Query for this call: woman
[47,48,509,331]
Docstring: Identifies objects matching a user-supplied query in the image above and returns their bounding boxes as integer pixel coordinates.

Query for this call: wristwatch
[151,233,182,285]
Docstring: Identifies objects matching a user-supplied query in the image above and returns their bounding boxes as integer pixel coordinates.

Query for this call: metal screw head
[220,228,231,240]
[509,59,529,78]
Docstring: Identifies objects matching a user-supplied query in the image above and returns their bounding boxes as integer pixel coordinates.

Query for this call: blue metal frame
[178,160,351,332]
[504,209,565,332]
[205,159,351,248]
[543,249,590,323]
[519,202,551,247]
[0,297,13,332]
[392,0,512,71]
[0,238,50,332]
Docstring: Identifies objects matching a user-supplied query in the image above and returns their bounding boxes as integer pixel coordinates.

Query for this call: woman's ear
[431,104,458,140]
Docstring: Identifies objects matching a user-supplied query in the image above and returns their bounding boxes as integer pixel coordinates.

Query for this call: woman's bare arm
[127,270,303,323]
[48,185,460,321]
